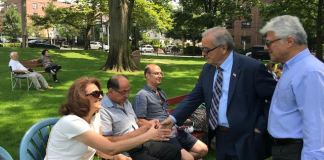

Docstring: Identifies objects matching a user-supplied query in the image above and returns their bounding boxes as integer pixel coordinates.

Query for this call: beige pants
[27,72,49,89]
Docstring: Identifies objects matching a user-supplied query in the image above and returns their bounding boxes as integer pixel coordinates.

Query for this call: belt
[272,138,303,146]
[216,126,230,132]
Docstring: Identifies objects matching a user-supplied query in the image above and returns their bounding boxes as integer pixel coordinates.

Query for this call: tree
[103,0,173,71]
[261,0,324,60]
[30,3,56,44]
[102,0,136,71]
[21,0,27,47]
[166,0,261,46]
[2,5,21,38]
[30,0,109,49]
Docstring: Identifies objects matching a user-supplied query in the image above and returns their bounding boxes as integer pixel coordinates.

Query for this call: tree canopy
[166,0,261,44]
[2,5,21,38]
[260,0,323,60]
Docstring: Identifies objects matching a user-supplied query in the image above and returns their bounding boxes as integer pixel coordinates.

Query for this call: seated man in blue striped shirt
[133,64,208,160]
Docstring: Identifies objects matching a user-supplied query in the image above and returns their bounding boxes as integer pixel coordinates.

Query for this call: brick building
[228,7,265,50]
[0,0,71,37]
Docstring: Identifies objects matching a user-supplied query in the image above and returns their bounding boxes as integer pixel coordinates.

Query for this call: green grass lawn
[0,47,215,159]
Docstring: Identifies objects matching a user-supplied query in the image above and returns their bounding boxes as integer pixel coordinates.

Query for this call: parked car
[28,42,60,50]
[140,44,154,53]
[90,41,109,51]
[164,45,180,54]
[244,45,269,60]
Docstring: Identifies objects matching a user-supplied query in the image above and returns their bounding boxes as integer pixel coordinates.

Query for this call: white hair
[202,27,235,50]
[260,15,307,45]
[10,51,18,58]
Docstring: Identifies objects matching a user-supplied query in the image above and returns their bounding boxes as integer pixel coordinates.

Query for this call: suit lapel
[228,53,241,104]
[207,65,216,105]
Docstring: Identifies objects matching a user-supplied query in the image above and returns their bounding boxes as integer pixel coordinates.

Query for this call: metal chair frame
[10,67,33,91]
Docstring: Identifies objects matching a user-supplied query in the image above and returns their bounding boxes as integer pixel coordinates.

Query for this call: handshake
[143,116,176,141]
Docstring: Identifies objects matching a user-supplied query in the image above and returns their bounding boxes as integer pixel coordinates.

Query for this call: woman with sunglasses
[46,77,175,160]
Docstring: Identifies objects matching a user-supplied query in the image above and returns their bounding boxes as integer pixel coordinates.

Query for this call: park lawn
[0,47,211,159]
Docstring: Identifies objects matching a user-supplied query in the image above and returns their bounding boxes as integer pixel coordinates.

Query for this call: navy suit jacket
[172,52,277,159]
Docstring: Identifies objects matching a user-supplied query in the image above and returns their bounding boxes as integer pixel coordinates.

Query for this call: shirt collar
[220,50,234,71]
[284,48,310,71]
[144,84,161,93]
[101,95,117,109]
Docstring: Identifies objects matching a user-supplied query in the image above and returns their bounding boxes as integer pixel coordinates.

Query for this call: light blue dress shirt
[170,51,234,127]
[268,48,324,159]
[213,51,233,127]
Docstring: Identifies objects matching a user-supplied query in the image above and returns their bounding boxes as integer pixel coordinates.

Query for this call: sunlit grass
[0,47,210,159]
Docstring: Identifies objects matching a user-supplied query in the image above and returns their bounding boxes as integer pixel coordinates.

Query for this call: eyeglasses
[201,45,221,54]
[86,90,103,98]
[113,88,131,95]
[149,72,164,76]
[265,38,281,47]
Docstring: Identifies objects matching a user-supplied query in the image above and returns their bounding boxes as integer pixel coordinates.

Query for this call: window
[32,3,37,9]
[241,21,251,28]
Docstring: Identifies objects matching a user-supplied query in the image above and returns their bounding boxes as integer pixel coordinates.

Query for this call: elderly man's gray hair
[10,51,18,58]
[260,15,307,45]
[202,27,235,50]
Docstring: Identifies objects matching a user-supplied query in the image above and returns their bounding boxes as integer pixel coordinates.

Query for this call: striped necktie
[209,66,223,130]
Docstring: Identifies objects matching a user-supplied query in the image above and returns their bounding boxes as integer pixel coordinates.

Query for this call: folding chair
[19,118,59,160]
[0,146,13,160]
[10,67,33,91]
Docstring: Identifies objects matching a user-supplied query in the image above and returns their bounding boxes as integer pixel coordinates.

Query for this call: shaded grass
[0,47,213,159]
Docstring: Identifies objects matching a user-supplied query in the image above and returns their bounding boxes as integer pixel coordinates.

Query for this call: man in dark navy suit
[161,27,277,160]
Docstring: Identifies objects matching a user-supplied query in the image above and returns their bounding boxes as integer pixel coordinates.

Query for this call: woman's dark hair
[41,49,48,55]
[59,77,101,117]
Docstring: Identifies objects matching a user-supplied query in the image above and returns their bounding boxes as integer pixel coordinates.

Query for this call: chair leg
[19,78,22,88]
[27,77,33,91]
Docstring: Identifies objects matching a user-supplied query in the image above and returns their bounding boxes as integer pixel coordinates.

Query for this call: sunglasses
[86,90,103,98]
[201,45,221,54]
[265,38,281,47]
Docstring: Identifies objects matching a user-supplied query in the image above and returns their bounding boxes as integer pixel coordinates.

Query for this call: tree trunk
[21,0,27,48]
[83,27,91,50]
[102,0,137,71]
[315,0,323,61]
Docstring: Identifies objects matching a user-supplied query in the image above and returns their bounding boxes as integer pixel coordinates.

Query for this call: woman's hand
[112,154,132,160]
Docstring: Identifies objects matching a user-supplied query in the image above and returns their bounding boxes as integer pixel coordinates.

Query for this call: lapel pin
[233,73,237,77]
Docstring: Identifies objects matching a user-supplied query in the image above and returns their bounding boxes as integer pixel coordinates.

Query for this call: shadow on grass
[0,47,206,159]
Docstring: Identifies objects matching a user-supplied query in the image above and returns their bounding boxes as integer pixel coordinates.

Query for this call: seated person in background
[100,75,181,160]
[46,77,174,160]
[133,64,208,160]
[8,51,51,91]
[40,49,61,83]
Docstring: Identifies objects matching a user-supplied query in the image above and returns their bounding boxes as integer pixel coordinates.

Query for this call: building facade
[0,0,71,38]
[228,7,265,50]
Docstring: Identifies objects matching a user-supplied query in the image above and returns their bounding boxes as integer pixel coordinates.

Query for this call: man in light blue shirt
[260,15,324,160]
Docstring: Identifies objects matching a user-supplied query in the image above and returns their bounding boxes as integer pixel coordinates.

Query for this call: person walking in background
[46,77,174,160]
[100,75,182,160]
[40,49,61,83]
[161,27,277,160]
[260,15,324,160]
[9,51,52,91]
[133,64,208,160]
